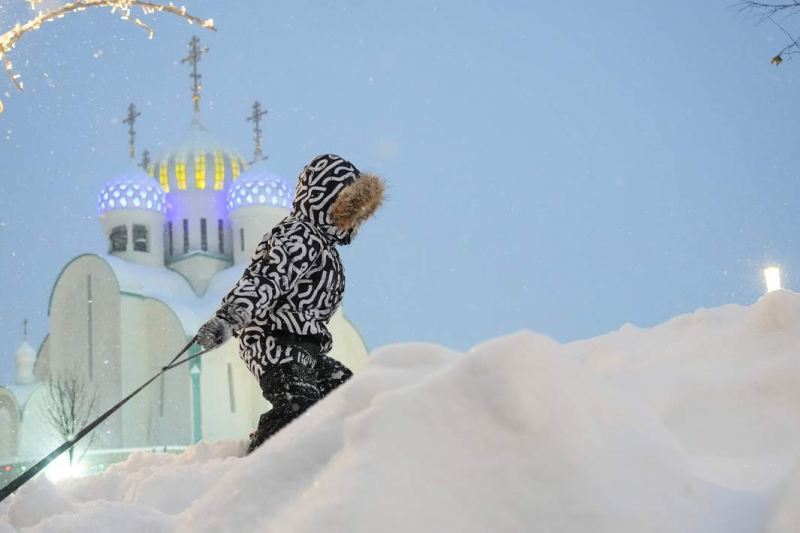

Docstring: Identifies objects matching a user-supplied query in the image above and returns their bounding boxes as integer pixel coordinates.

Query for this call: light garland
[0,1,215,115]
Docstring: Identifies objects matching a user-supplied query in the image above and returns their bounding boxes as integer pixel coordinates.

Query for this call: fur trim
[331,173,386,231]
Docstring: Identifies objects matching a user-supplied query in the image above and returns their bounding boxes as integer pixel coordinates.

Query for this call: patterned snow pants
[247,342,353,454]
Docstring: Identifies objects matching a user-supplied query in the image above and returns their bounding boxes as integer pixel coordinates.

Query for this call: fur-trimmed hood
[291,154,385,245]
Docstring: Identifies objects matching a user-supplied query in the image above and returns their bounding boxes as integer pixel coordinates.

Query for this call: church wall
[119,295,150,447]
[167,254,231,296]
[33,336,50,383]
[165,190,229,260]
[142,298,193,446]
[48,255,123,449]
[0,390,19,461]
[328,309,370,371]
[99,210,166,268]
[19,386,62,461]
[119,295,193,447]
[198,341,268,442]
[228,206,289,265]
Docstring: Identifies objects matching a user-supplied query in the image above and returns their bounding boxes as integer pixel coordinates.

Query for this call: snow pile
[3,291,800,532]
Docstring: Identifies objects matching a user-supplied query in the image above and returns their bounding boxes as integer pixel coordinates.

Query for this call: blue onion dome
[97,167,167,215]
[226,161,295,212]
[146,115,249,193]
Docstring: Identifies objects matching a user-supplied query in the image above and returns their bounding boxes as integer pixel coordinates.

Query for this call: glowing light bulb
[764,266,782,293]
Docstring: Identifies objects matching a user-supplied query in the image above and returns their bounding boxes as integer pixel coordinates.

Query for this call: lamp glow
[45,455,84,483]
[764,266,782,293]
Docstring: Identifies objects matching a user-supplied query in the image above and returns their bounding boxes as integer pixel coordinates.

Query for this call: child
[196,154,385,453]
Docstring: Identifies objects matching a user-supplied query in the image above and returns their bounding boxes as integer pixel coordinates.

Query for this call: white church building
[0,78,368,466]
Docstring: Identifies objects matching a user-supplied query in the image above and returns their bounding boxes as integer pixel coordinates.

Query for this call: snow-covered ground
[4,290,800,532]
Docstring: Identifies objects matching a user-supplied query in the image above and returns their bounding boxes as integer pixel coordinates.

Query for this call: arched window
[167,221,174,256]
[133,225,148,252]
[218,219,224,254]
[110,226,127,252]
[200,218,208,251]
[183,219,189,253]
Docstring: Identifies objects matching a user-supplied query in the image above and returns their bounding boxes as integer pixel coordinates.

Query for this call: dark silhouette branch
[736,1,800,63]
[42,367,99,466]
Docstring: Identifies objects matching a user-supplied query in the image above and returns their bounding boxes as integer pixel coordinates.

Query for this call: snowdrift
[4,290,800,532]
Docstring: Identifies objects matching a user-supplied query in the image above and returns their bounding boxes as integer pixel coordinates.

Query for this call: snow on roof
[0,382,43,412]
[102,255,245,335]
[6,291,800,531]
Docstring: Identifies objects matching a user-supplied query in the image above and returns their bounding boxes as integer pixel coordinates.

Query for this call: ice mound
[4,292,800,532]
[565,289,800,492]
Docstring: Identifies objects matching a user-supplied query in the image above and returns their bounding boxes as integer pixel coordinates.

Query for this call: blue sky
[1,0,799,383]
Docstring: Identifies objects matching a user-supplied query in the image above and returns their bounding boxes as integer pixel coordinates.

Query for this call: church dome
[15,339,36,385]
[97,168,167,215]
[148,116,249,193]
[226,161,295,212]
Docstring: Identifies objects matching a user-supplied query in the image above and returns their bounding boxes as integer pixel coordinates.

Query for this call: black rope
[0,337,200,504]
[162,346,212,372]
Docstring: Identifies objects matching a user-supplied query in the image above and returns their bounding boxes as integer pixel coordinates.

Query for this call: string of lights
[0,1,215,115]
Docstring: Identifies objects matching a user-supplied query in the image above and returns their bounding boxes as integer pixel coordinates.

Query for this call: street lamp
[764,266,782,293]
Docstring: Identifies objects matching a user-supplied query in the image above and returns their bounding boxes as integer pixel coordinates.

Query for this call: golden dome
[147,115,249,193]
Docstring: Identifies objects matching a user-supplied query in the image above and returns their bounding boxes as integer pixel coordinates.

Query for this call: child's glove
[196,316,234,350]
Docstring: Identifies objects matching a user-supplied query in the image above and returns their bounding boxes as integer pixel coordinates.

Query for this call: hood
[291,154,385,245]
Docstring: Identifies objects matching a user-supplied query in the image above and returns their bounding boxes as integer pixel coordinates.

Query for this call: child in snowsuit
[196,154,385,453]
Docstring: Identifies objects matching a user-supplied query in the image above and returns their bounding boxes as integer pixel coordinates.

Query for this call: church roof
[0,383,43,412]
[97,167,167,215]
[100,254,244,334]
[15,340,35,362]
[226,161,295,213]
[146,115,249,194]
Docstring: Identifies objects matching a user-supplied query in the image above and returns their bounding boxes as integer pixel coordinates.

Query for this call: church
[0,37,368,467]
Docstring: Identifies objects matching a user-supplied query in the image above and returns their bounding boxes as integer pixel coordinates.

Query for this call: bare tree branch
[0,0,215,113]
[735,0,800,63]
[42,366,99,466]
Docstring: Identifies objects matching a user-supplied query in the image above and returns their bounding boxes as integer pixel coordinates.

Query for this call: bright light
[45,455,84,483]
[764,266,782,293]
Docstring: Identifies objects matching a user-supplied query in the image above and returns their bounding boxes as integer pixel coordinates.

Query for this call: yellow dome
[147,115,249,193]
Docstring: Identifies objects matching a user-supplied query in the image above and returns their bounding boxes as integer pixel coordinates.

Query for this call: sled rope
[0,337,207,504]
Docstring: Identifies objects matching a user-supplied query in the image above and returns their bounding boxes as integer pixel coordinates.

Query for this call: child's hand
[196,317,234,350]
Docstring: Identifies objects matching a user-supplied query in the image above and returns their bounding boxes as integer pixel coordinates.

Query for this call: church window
[214,150,225,190]
[168,221,174,255]
[227,363,236,413]
[133,225,148,252]
[240,228,245,252]
[183,219,189,253]
[176,158,187,190]
[158,162,170,192]
[200,218,208,251]
[110,225,127,252]
[195,152,206,190]
[218,219,224,254]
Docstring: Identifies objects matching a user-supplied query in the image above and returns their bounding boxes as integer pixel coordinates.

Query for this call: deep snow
[4,290,800,532]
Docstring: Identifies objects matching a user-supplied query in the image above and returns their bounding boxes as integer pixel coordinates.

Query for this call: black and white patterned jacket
[215,154,384,377]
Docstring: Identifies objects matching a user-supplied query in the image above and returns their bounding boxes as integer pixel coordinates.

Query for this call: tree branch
[736,0,800,62]
[0,0,215,113]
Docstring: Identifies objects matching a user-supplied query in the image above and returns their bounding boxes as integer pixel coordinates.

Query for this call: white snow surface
[4,290,800,532]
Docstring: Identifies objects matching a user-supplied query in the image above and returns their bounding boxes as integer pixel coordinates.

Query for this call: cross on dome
[247,101,268,164]
[181,35,209,113]
[122,103,141,161]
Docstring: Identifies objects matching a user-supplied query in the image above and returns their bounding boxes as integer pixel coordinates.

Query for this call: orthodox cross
[182,35,209,112]
[140,149,151,171]
[23,318,28,341]
[122,103,141,161]
[247,100,268,163]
